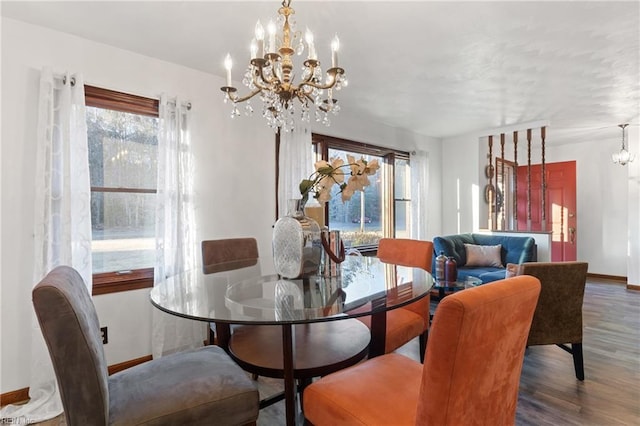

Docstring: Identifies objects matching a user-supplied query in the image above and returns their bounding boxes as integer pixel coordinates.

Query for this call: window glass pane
[87,107,158,189]
[327,148,383,248]
[394,158,410,199]
[395,200,410,238]
[91,192,156,273]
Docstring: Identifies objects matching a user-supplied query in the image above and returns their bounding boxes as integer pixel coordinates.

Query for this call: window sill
[92,268,154,295]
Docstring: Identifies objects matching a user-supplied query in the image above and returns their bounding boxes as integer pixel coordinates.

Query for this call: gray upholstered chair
[517,261,589,380]
[33,265,259,426]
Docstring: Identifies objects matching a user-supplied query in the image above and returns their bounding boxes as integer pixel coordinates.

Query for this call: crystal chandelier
[220,0,348,132]
[612,124,635,166]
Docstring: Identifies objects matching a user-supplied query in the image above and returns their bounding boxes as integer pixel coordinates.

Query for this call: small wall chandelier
[220,0,348,132]
[612,123,635,166]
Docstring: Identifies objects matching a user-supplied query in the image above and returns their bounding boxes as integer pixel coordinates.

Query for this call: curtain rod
[62,75,76,86]
[56,73,193,110]
[168,100,192,110]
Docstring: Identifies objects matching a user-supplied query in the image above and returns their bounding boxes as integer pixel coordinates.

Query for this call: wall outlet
[100,326,108,344]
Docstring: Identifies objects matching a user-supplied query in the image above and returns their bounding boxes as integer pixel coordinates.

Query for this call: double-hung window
[85,86,159,294]
[311,134,411,254]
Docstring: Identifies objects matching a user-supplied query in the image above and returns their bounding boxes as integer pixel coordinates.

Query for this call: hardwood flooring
[30,279,640,425]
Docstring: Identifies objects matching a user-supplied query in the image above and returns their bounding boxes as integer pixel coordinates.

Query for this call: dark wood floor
[33,279,640,425]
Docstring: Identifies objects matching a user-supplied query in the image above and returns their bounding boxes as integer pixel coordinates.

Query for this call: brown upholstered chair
[201,238,261,346]
[350,238,433,361]
[303,275,541,426]
[33,266,259,426]
[517,261,589,380]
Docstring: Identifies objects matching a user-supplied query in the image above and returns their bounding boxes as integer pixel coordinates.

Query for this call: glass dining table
[150,255,434,426]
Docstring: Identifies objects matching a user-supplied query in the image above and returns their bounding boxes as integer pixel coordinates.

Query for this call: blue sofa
[433,233,536,283]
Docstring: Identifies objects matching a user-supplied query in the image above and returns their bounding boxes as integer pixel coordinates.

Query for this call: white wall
[440,133,482,234]
[0,18,442,394]
[628,125,640,286]
[440,126,639,278]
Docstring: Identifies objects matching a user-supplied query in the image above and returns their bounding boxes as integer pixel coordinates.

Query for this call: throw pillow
[464,244,503,267]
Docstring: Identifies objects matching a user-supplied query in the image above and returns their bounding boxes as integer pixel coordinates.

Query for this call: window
[85,86,159,295]
[311,134,410,253]
[394,157,412,239]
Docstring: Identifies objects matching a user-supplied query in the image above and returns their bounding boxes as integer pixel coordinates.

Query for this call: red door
[516,161,577,261]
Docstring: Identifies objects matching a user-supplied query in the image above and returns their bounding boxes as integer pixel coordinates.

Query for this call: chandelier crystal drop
[612,123,635,166]
[220,0,347,132]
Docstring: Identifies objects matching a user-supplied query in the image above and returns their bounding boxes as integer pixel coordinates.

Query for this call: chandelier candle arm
[305,29,317,60]
[301,67,344,90]
[224,54,233,87]
[219,0,347,132]
[223,87,261,104]
[255,21,265,58]
[267,20,277,54]
[331,35,339,68]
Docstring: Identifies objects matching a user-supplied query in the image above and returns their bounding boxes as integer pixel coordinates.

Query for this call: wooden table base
[228,319,371,379]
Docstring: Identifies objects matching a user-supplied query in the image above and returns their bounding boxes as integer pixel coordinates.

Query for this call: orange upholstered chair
[350,238,433,361]
[303,275,541,426]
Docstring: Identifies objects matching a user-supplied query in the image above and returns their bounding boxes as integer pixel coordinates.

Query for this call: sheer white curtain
[152,95,203,358]
[410,150,430,241]
[0,69,92,422]
[277,123,313,218]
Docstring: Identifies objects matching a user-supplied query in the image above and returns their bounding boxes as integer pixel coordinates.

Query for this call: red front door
[516,161,577,261]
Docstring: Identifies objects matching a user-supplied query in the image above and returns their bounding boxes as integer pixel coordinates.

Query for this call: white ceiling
[2,1,639,145]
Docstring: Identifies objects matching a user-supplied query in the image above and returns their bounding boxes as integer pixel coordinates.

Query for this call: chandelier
[612,124,635,166]
[220,0,348,132]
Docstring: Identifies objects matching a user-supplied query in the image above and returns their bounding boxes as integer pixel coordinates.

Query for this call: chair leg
[572,343,584,381]
[419,330,428,363]
[298,378,313,409]
[208,323,216,345]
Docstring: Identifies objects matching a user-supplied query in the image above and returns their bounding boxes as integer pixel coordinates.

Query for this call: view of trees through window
[87,106,158,273]
[309,134,410,251]
[327,148,383,248]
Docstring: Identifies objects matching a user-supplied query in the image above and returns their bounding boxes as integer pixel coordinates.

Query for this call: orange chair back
[417,275,541,425]
[377,238,433,272]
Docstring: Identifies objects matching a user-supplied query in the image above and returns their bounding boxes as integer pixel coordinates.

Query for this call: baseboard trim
[587,272,627,283]
[107,354,153,375]
[627,284,640,291]
[1,355,152,407]
[0,387,29,407]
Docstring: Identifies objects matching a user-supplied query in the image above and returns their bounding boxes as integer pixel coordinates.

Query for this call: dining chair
[33,265,259,426]
[303,275,541,426]
[350,238,433,361]
[201,237,261,346]
[516,261,589,380]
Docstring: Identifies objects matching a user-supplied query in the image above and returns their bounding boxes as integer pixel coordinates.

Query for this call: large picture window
[312,134,410,253]
[85,86,159,294]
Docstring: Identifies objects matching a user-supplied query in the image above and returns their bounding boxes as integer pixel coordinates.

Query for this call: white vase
[272,199,322,279]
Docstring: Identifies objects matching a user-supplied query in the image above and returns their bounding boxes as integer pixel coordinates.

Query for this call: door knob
[569,227,576,244]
